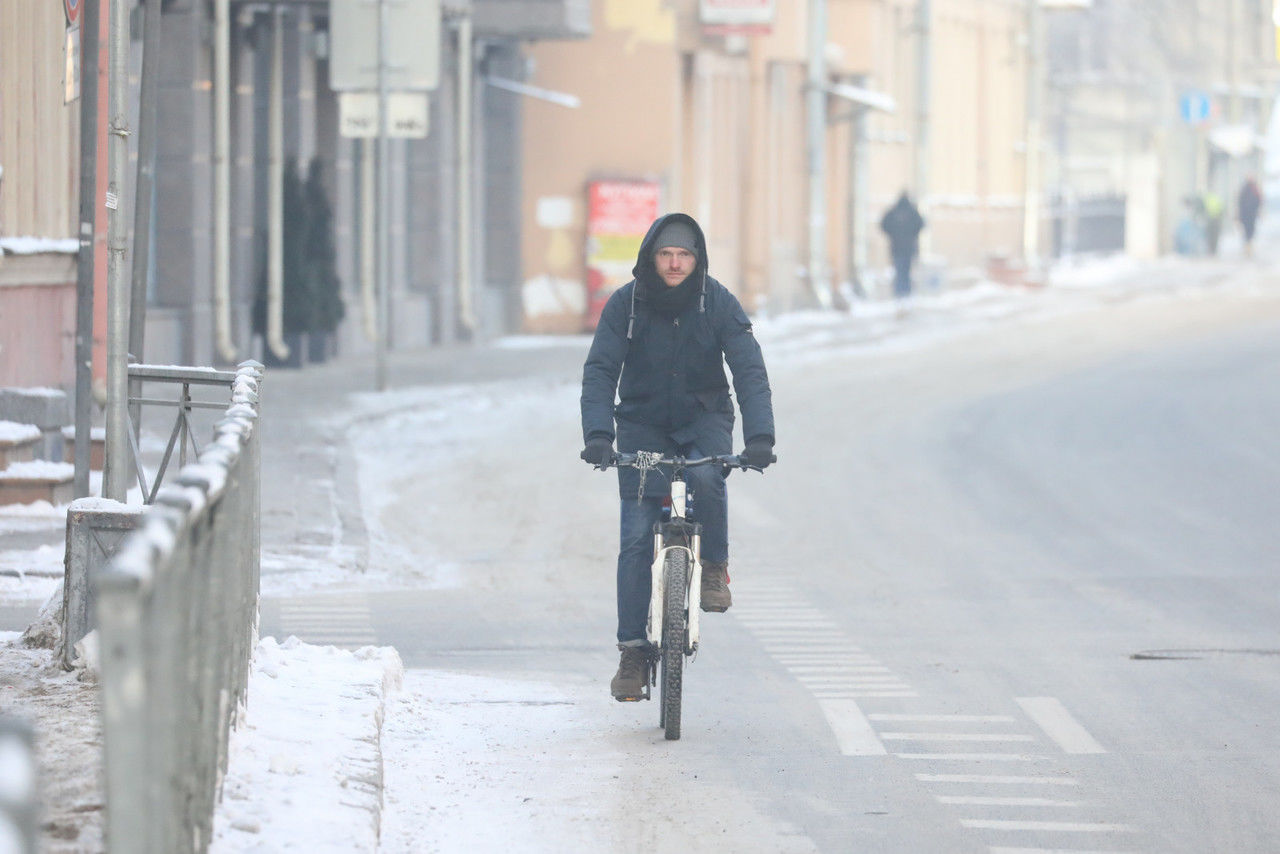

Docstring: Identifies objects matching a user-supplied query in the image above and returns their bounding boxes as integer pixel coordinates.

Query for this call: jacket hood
[632,212,710,280]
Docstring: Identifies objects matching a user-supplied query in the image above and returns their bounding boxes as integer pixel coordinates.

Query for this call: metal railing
[126,363,243,504]
[96,361,263,854]
[0,716,38,854]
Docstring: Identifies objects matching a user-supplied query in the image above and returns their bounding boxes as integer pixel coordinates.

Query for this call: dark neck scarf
[638,268,699,319]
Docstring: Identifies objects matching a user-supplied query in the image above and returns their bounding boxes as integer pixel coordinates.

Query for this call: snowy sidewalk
[211,639,403,852]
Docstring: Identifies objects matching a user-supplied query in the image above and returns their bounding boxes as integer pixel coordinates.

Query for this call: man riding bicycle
[580,213,775,701]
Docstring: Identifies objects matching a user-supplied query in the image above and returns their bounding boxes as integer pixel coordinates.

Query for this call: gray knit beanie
[653,220,697,254]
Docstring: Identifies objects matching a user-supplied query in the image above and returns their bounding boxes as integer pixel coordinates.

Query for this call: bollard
[61,499,145,668]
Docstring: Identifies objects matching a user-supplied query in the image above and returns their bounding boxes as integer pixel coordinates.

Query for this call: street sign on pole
[329,0,441,91]
[339,91,429,138]
[1179,90,1212,125]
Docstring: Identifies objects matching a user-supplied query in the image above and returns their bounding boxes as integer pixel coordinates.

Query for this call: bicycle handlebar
[606,451,776,472]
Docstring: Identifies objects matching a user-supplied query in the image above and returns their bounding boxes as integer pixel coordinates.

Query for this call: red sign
[584,180,661,329]
[64,0,81,24]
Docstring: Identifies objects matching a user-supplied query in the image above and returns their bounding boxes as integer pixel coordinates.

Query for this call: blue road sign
[1180,91,1212,125]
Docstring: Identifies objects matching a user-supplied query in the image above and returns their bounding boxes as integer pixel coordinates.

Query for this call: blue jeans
[615,450,727,645]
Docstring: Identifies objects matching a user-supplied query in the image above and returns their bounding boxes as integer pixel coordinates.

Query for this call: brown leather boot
[700,561,732,612]
[610,645,648,701]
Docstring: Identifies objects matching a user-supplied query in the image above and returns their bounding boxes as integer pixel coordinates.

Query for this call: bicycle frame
[645,477,702,655]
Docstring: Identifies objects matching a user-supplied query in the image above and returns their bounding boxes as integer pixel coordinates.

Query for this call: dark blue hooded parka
[580,213,774,499]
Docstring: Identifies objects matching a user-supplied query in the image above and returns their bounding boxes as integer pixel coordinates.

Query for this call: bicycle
[602,450,770,741]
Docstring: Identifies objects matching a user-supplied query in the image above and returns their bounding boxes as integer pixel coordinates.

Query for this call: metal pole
[806,0,830,307]
[456,12,476,335]
[128,0,161,397]
[915,0,932,255]
[1225,0,1242,213]
[850,104,871,298]
[74,0,101,499]
[267,9,289,361]
[214,0,237,362]
[360,139,377,342]
[375,0,389,390]
[104,0,133,502]
[1022,0,1043,266]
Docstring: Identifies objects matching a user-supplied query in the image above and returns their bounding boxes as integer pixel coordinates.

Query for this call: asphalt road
[262,278,1280,853]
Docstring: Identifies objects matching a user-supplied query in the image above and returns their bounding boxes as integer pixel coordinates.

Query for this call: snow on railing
[95,361,264,854]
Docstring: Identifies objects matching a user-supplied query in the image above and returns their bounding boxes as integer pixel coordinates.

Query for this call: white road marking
[870,714,1015,723]
[797,676,908,684]
[937,796,1081,807]
[817,699,888,755]
[734,582,917,751]
[278,597,376,648]
[883,732,1036,742]
[990,848,1137,854]
[775,655,881,664]
[961,820,1134,833]
[1016,697,1107,755]
[917,774,1080,785]
[896,753,1036,761]
[734,618,840,626]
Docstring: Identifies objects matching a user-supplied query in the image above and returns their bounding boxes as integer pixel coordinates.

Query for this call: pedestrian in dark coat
[880,191,925,298]
[580,212,775,701]
[1239,177,1263,258]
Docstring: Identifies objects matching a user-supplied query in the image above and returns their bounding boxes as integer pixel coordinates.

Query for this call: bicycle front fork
[644,531,703,654]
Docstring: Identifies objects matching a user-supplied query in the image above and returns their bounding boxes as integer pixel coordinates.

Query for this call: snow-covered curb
[211,637,404,852]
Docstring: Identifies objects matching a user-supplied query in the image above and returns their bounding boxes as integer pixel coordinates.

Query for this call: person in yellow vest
[1202,190,1224,256]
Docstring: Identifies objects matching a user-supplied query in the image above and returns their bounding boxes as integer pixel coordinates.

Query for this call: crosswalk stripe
[917,774,1080,785]
[961,820,1134,832]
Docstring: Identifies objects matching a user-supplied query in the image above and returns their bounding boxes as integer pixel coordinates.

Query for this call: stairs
[0,386,81,507]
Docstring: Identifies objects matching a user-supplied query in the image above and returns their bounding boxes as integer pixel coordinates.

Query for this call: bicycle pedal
[615,695,644,703]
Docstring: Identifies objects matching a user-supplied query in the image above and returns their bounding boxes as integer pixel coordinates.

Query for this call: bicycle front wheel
[660,548,688,741]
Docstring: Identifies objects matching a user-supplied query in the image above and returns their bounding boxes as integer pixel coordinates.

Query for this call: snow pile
[210,637,404,853]
[0,543,63,581]
[0,237,79,256]
[59,425,106,441]
[1049,253,1144,288]
[0,422,41,443]
[0,461,74,481]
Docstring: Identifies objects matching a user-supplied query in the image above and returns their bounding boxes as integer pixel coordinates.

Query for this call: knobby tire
[660,549,688,740]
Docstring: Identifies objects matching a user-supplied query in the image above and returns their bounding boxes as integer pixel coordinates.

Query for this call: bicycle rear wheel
[660,548,688,741]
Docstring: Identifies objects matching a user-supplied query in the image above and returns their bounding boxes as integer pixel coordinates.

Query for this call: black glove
[741,439,775,470]
[580,437,614,468]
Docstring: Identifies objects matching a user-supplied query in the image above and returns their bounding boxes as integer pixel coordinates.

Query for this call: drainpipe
[1022,0,1043,266]
[806,0,830,307]
[915,0,932,257]
[213,0,236,362]
[456,11,476,335]
[128,0,160,429]
[267,8,289,361]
